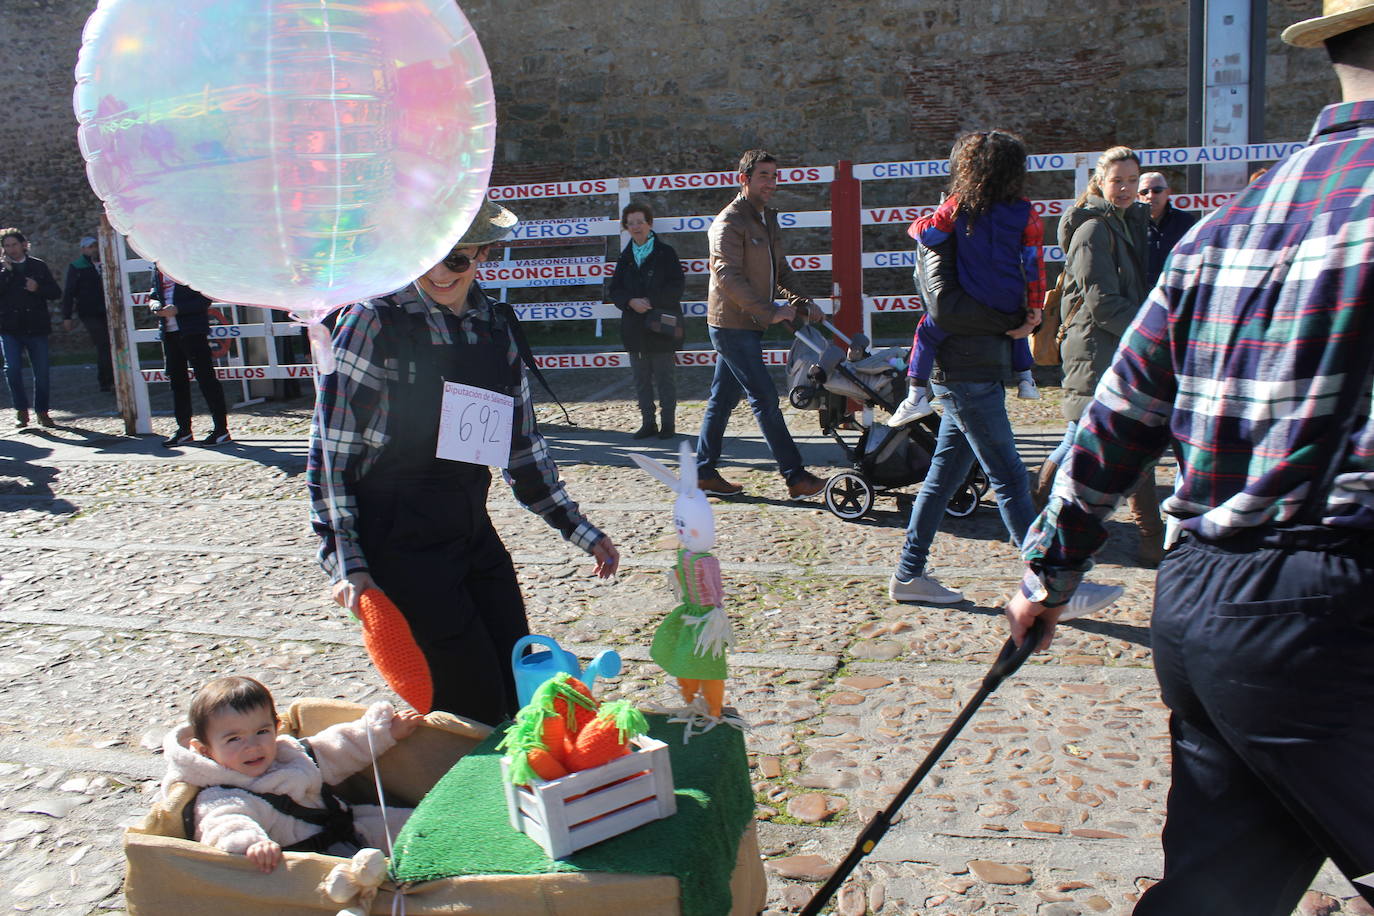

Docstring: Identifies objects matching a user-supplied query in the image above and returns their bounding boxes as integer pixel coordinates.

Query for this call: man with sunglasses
[308,199,620,728]
[1137,172,1199,287]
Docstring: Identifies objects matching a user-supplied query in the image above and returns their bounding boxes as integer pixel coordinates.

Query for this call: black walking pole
[798,620,1045,916]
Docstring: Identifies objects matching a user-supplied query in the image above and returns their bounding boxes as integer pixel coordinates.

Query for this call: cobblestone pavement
[0,365,1368,915]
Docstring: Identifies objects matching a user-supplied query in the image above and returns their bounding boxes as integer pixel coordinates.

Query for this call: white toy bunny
[630,440,734,718]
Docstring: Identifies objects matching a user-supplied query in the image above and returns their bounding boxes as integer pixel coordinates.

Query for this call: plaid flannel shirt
[307,284,602,582]
[1023,100,1374,606]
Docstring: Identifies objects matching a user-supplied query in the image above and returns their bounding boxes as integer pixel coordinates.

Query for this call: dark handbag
[643,309,685,345]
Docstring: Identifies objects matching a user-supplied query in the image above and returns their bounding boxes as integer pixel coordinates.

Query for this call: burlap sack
[124,699,767,915]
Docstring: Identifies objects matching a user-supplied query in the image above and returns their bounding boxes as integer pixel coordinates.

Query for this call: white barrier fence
[136,348,795,383]
[116,143,1299,432]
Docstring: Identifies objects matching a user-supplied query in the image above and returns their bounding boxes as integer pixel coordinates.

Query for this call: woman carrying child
[886,131,1122,622]
[888,130,1042,428]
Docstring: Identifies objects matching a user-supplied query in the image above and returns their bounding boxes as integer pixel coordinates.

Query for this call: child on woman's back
[161,675,423,872]
[889,130,1045,427]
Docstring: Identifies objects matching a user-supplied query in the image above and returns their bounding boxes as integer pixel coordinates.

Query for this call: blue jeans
[1046,420,1079,469]
[1,333,50,413]
[696,326,804,481]
[895,380,1035,580]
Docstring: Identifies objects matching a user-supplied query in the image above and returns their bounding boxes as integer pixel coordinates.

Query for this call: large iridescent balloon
[73,0,495,323]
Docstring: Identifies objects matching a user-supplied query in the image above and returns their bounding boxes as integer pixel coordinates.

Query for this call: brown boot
[1137,529,1165,568]
[1128,467,1164,568]
[1031,459,1058,510]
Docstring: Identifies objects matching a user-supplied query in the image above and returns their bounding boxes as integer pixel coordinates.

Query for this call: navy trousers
[1136,527,1374,915]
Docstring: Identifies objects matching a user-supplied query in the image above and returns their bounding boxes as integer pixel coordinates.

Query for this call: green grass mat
[390,715,754,916]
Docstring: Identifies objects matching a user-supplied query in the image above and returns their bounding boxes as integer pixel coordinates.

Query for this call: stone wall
[0,0,1340,341]
[461,0,1336,183]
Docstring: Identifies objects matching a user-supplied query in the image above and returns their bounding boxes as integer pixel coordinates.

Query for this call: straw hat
[1283,0,1374,46]
[454,198,518,247]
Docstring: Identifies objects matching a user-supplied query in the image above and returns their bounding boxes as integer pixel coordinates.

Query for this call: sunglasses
[1139,187,1168,195]
[442,250,474,273]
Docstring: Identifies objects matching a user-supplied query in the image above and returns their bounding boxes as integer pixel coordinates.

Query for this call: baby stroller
[787,319,989,522]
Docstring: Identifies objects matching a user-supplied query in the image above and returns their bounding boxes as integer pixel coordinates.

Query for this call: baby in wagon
[161,675,423,872]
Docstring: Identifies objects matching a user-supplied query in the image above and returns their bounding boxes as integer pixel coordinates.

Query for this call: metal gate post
[828,160,864,339]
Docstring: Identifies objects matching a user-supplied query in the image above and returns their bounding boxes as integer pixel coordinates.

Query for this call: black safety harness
[182,738,367,854]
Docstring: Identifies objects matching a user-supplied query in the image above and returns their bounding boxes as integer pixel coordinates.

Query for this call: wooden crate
[501,735,677,859]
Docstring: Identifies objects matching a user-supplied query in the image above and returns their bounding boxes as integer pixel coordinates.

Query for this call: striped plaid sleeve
[307,303,390,582]
[501,359,602,554]
[1021,287,1178,604]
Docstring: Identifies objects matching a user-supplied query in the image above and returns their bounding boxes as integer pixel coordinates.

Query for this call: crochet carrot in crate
[161,676,423,872]
[567,699,650,771]
[499,673,599,784]
[630,441,735,718]
[356,587,433,714]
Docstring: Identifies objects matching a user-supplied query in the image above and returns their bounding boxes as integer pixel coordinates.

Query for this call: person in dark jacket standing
[0,228,62,428]
[1138,172,1200,287]
[61,236,114,392]
[609,202,686,439]
[149,269,231,447]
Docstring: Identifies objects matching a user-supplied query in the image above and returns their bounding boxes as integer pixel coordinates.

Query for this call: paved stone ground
[0,363,1369,915]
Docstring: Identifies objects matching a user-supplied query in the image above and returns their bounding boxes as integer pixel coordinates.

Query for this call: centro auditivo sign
[121,143,1299,405]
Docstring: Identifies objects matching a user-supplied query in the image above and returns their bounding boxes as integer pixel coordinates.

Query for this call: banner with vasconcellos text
[137,348,795,383]
[120,142,1299,415]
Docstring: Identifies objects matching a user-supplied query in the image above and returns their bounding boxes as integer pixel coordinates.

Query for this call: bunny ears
[630,440,699,496]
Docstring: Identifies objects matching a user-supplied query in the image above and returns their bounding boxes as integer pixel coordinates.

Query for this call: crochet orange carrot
[540,712,573,763]
[567,700,649,772]
[549,675,598,733]
[501,674,600,786]
[524,746,569,781]
[356,588,432,714]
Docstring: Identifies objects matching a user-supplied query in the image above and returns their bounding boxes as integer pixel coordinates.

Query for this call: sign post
[829,160,864,339]
[99,215,147,435]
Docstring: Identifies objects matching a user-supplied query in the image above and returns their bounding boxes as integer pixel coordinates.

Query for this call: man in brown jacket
[695,149,826,499]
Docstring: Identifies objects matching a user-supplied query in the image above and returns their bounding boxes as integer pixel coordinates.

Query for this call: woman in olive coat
[1037,146,1163,566]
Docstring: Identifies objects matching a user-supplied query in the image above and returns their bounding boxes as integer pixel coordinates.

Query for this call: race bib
[436,382,514,469]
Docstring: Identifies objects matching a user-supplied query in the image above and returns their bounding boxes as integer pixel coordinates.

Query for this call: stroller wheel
[790,386,817,409]
[945,481,980,518]
[972,466,991,497]
[824,472,874,521]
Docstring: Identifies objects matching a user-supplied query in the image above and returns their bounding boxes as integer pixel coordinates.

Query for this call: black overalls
[353,298,529,727]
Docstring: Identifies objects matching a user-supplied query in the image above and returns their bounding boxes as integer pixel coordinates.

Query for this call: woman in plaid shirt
[308,201,620,727]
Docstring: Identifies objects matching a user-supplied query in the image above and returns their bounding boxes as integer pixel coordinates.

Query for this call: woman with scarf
[609,202,686,439]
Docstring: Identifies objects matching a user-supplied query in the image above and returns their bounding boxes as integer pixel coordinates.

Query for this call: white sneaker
[1057,582,1124,621]
[889,573,963,604]
[1017,379,1041,400]
[887,391,934,427]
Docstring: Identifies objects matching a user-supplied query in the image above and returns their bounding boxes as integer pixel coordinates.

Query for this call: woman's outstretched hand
[591,536,620,578]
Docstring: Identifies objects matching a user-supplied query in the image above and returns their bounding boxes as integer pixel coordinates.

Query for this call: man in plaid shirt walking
[1006,3,1374,911]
